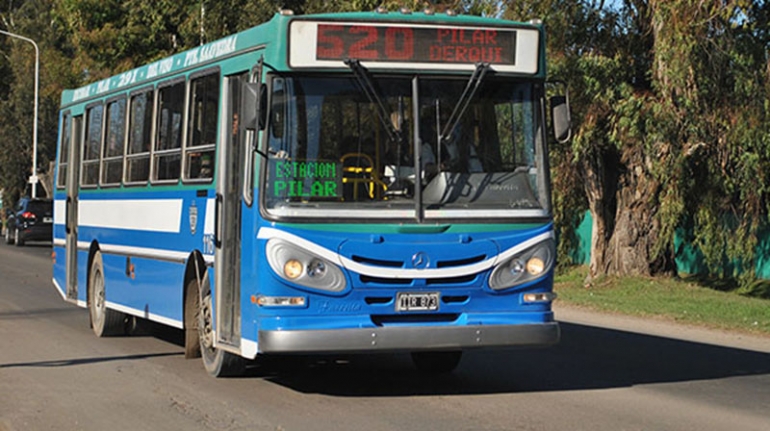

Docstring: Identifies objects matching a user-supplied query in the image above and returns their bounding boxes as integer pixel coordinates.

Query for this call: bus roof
[299,10,539,26]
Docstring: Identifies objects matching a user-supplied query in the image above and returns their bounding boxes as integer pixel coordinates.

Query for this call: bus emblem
[412,252,430,269]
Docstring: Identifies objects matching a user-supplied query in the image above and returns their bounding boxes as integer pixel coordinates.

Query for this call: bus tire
[411,351,462,374]
[184,278,201,359]
[197,273,245,377]
[88,251,127,337]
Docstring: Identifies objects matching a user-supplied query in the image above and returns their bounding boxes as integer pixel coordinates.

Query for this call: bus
[53,8,570,377]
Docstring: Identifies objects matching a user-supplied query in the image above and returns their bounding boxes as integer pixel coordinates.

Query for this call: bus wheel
[184,278,201,359]
[411,351,462,374]
[88,251,127,337]
[197,274,245,377]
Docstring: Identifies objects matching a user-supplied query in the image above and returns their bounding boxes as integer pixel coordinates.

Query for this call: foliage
[507,1,770,286]
[649,1,770,285]
[0,0,67,202]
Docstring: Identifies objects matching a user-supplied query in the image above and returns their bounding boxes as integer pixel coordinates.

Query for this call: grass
[554,266,770,336]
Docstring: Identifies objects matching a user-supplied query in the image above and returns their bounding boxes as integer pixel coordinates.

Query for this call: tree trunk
[584,144,676,280]
[588,196,609,280]
[605,146,676,277]
[583,146,618,282]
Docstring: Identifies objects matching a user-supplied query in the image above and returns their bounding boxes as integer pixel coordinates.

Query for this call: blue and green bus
[53,8,570,376]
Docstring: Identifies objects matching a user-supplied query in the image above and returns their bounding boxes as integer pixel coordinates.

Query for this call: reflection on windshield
[263,75,547,218]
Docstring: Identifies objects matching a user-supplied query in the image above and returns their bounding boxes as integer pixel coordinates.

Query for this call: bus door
[213,72,249,351]
[65,115,82,303]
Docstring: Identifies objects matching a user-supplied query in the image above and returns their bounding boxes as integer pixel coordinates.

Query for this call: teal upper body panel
[60,11,546,108]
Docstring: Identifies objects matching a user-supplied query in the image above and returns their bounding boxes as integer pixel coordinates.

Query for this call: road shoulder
[555,303,770,353]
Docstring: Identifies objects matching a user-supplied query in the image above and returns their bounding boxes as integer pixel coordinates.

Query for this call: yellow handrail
[340,153,387,199]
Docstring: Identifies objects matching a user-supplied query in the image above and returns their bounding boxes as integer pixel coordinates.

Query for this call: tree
[507,0,770,285]
[0,0,68,200]
[648,0,770,284]
[504,1,639,276]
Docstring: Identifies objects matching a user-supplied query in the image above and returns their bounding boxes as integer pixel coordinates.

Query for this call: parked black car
[4,197,53,246]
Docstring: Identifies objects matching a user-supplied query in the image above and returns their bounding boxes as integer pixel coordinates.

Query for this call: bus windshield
[263,74,549,220]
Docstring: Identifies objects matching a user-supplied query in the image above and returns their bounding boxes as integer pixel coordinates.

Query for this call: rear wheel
[197,272,245,377]
[4,226,13,245]
[88,251,127,336]
[411,351,463,374]
[14,228,24,246]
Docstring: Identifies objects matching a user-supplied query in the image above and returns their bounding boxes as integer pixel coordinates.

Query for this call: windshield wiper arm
[440,62,490,142]
[344,59,402,143]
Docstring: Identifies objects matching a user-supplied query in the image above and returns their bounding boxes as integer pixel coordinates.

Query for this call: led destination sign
[289,21,541,74]
[316,24,516,65]
[270,160,342,199]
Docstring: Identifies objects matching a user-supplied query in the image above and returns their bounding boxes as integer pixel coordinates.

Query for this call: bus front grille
[371,313,460,326]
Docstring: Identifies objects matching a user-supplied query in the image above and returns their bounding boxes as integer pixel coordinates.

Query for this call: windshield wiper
[440,62,490,143]
[344,59,402,144]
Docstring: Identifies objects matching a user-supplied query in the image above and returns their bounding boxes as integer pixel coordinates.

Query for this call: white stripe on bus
[78,199,183,233]
[204,198,215,235]
[54,198,184,232]
[257,227,553,279]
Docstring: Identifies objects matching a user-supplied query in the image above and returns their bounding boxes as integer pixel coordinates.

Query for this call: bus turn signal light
[256,296,306,307]
[523,292,557,303]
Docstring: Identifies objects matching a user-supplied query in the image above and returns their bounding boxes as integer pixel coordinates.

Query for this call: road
[1,241,769,431]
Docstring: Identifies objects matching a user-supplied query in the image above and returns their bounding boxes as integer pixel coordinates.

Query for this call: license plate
[396,292,439,312]
[43,217,53,223]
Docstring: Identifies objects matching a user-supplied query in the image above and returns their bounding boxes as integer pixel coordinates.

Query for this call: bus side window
[154,80,185,182]
[126,90,153,184]
[102,97,127,186]
[57,114,72,189]
[81,104,103,187]
[185,73,219,181]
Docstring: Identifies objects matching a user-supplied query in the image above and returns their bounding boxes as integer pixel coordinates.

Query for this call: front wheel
[197,272,245,377]
[14,228,24,246]
[184,278,202,359]
[411,351,463,374]
[88,251,127,336]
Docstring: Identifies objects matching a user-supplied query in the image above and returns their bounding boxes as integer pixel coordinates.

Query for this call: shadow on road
[247,322,770,396]
[0,315,183,370]
[0,352,181,369]
[4,303,767,396]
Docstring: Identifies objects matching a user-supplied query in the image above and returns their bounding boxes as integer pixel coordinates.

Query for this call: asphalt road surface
[1,240,769,431]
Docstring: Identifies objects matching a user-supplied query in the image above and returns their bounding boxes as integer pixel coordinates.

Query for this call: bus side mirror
[241,82,266,132]
[547,81,572,143]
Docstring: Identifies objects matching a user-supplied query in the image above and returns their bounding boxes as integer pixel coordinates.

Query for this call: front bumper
[258,322,559,354]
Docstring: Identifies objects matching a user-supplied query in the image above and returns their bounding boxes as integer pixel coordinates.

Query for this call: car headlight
[265,239,346,292]
[489,239,555,290]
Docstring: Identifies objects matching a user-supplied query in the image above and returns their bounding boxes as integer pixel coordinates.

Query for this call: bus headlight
[307,260,327,278]
[489,239,555,290]
[283,259,303,279]
[266,239,347,292]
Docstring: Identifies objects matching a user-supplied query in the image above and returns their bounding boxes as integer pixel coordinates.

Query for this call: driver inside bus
[419,108,483,175]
